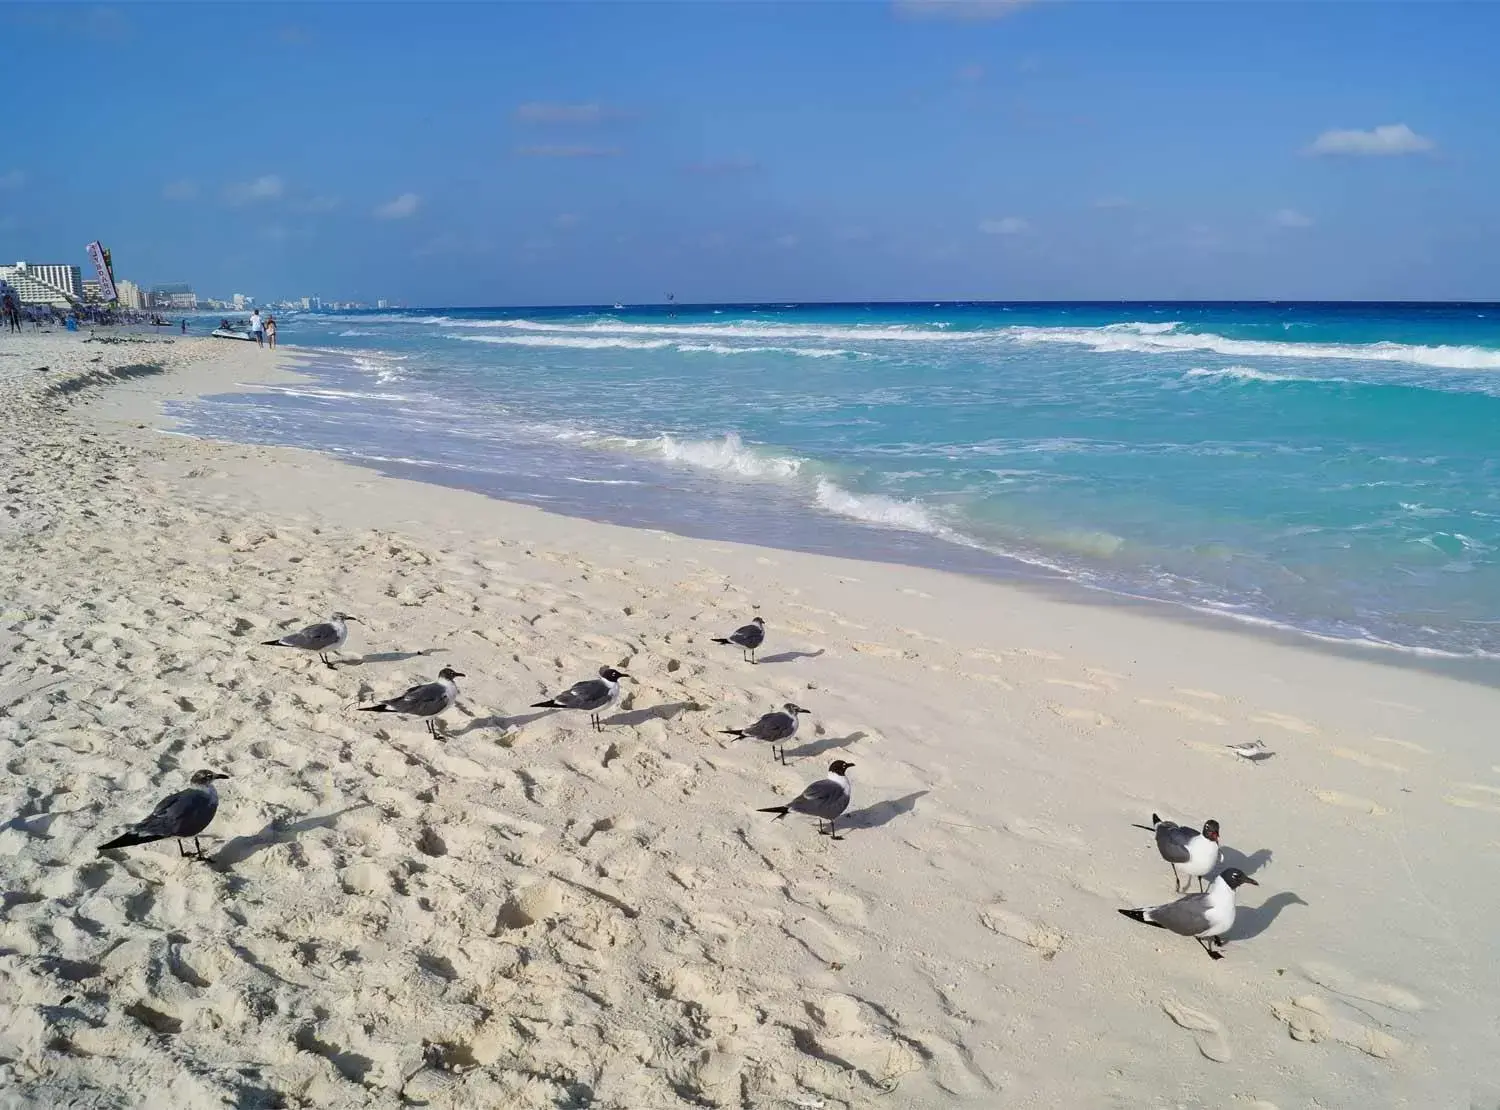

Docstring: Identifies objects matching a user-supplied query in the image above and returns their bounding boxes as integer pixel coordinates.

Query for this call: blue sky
[2,1,1497,305]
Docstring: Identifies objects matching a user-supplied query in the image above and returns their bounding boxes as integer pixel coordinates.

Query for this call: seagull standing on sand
[1134,813,1221,893]
[758,760,854,840]
[1117,868,1259,960]
[1228,740,1275,764]
[713,617,766,663]
[722,703,809,764]
[98,770,229,861]
[262,612,359,669]
[359,667,464,736]
[532,666,633,731]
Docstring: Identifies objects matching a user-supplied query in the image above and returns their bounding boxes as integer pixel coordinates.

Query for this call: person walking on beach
[265,314,277,349]
[2,291,18,333]
[249,308,264,348]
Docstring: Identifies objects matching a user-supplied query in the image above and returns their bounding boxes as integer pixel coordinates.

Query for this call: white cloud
[685,157,760,176]
[513,101,614,125]
[162,179,198,201]
[291,195,340,214]
[224,175,284,204]
[1271,207,1313,228]
[894,0,1032,21]
[0,170,25,190]
[980,216,1029,235]
[1306,123,1434,157]
[374,193,420,220]
[516,145,623,159]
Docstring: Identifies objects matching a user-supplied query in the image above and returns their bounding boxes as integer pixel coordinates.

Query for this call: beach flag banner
[86,240,118,303]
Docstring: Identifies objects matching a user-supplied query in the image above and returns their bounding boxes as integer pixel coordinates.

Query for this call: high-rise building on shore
[116,279,146,309]
[233,293,247,310]
[0,262,82,306]
[377,299,389,309]
[152,283,198,310]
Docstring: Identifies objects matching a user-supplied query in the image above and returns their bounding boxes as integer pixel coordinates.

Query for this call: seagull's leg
[829,818,842,841]
[1197,875,1206,894]
[321,652,337,670]
[177,839,189,857]
[1196,938,1224,960]
[193,837,206,860]
[1169,862,1181,892]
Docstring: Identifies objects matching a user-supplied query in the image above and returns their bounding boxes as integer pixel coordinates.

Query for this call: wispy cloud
[224,175,285,205]
[554,212,581,229]
[955,63,986,83]
[516,145,623,159]
[162,179,197,201]
[1306,123,1434,157]
[774,233,800,249]
[278,25,311,46]
[513,101,618,125]
[684,157,760,176]
[894,0,1033,21]
[0,170,25,191]
[980,216,1030,235]
[374,193,421,220]
[1271,208,1314,228]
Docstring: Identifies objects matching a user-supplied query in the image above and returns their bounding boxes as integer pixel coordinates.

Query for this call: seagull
[1132,813,1221,893]
[1117,867,1259,960]
[98,770,229,861]
[359,667,464,736]
[713,617,766,663]
[758,760,854,840]
[1228,740,1275,764]
[722,703,809,764]
[531,666,633,731]
[262,612,359,669]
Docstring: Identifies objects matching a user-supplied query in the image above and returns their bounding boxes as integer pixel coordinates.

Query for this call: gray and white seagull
[713,616,766,663]
[262,612,360,669]
[1118,867,1259,960]
[532,666,633,731]
[758,759,854,840]
[98,769,229,861]
[1133,813,1222,893]
[359,667,465,736]
[722,702,809,764]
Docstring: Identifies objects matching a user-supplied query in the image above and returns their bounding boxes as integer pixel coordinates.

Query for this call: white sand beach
[2,334,1497,1107]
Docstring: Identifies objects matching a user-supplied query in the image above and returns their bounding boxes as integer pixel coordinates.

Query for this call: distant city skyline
[5,1,1498,303]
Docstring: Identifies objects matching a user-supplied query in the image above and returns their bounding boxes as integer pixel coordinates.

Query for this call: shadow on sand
[334,649,442,668]
[782,731,865,762]
[758,649,826,665]
[602,701,700,728]
[213,804,371,868]
[840,790,930,832]
[1225,890,1309,941]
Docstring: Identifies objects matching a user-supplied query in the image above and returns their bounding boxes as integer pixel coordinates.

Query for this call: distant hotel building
[115,279,146,309]
[0,261,84,306]
[233,293,248,310]
[151,283,198,310]
[377,299,389,309]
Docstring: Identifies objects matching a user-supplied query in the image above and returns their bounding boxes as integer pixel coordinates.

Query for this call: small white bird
[1227,740,1275,764]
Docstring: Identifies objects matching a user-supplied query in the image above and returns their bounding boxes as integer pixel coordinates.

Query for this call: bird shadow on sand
[1221,846,1274,875]
[334,649,442,668]
[783,731,865,761]
[1225,890,1309,941]
[449,710,554,736]
[213,804,371,868]
[840,790,931,832]
[603,701,700,728]
[758,649,826,665]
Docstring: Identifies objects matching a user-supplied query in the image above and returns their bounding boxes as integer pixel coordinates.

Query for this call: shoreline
[173,343,1500,690]
[3,333,1496,1106]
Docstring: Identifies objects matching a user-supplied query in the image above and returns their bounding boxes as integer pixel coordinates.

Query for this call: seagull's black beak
[1242,875,1260,885]
[346,616,361,623]
[451,671,467,678]
[212,772,230,780]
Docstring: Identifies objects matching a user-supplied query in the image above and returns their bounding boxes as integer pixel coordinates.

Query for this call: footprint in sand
[1271,995,1406,1059]
[1136,698,1226,726]
[1372,735,1429,755]
[1002,816,1086,851]
[1045,678,1106,693]
[1299,962,1425,1013]
[1312,790,1389,816]
[979,902,1064,959]
[1160,997,1232,1062]
[1048,705,1115,728]
[1330,748,1406,773]
[1249,711,1319,735]
[1173,687,1226,702]
[1443,793,1500,815]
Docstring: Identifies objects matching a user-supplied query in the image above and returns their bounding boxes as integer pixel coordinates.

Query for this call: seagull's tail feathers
[1129,821,1157,832]
[261,638,291,648]
[98,830,155,852]
[720,729,746,739]
[1117,907,1164,929]
[531,699,561,709]
[358,703,393,713]
[757,805,790,820]
[711,637,732,646]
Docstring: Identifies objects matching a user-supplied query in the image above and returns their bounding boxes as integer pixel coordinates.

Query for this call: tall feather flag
[86,241,118,303]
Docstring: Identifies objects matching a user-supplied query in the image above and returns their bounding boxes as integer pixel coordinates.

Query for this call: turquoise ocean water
[171,302,1500,661]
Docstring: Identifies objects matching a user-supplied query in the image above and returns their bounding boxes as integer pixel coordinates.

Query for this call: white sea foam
[1011,325,1500,371]
[439,317,962,343]
[337,329,377,337]
[1183,365,1296,383]
[646,433,806,480]
[813,479,949,536]
[451,334,674,350]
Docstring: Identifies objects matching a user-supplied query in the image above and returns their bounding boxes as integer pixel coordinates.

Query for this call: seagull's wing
[390,681,447,714]
[791,777,851,820]
[732,623,764,647]
[556,678,609,710]
[1154,823,1193,864]
[747,712,793,741]
[1145,891,1214,937]
[135,787,217,838]
[279,622,339,650]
